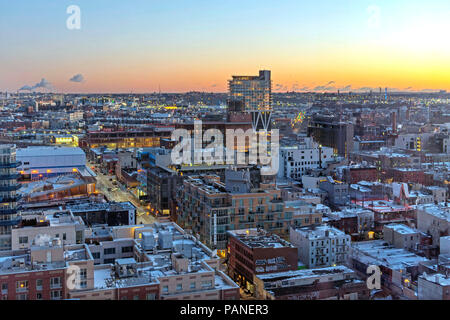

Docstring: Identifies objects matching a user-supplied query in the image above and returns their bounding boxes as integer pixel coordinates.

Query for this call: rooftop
[228,229,294,249]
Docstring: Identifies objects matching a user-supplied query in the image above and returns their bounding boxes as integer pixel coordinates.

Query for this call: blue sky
[1,0,449,92]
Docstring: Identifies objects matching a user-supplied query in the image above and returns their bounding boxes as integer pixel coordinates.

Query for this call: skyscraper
[0,144,21,251]
[228,70,272,130]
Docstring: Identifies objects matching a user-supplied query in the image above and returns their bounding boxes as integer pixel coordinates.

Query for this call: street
[88,161,156,225]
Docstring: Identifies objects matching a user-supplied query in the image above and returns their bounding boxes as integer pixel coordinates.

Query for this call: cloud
[419,89,439,93]
[313,85,336,91]
[313,81,338,92]
[32,78,53,90]
[274,83,288,91]
[355,87,376,92]
[18,85,32,91]
[18,78,53,91]
[339,85,352,91]
[70,74,85,83]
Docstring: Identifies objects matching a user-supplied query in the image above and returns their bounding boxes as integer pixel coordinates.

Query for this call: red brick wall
[0,269,66,300]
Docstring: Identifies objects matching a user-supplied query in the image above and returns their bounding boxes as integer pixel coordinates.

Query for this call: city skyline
[1,0,450,93]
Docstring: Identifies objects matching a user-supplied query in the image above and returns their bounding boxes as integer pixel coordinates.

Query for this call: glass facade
[0,145,21,250]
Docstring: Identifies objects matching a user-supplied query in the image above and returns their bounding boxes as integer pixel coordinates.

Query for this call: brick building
[227,228,298,293]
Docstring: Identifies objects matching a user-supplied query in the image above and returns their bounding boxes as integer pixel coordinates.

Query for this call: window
[176,284,182,291]
[80,268,87,280]
[104,248,115,255]
[1,283,7,294]
[63,233,67,241]
[36,279,43,291]
[51,290,62,300]
[190,282,196,289]
[16,294,28,300]
[50,277,61,289]
[146,293,156,300]
[162,286,168,293]
[92,252,100,259]
[19,236,28,244]
[201,280,212,288]
[16,280,29,292]
[133,295,139,300]
[36,293,42,300]
[121,246,133,253]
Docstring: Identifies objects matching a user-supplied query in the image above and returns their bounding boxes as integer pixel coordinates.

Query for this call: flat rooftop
[292,225,348,240]
[17,146,85,157]
[351,240,429,271]
[384,223,419,235]
[228,229,294,249]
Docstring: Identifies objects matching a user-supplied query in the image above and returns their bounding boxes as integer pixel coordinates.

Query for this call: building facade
[0,145,21,251]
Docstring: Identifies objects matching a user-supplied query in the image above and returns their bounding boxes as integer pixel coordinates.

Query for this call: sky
[0,0,449,93]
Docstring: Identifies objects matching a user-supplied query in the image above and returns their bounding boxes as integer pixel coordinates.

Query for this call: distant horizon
[4,88,448,96]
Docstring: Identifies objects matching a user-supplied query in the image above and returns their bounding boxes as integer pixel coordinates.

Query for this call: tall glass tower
[228,70,272,131]
[0,144,21,251]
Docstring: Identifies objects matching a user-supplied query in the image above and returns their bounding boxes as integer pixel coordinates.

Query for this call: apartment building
[254,265,368,300]
[0,239,90,300]
[418,273,450,300]
[417,204,450,247]
[383,223,421,251]
[0,222,240,300]
[177,172,302,251]
[278,142,334,180]
[0,144,21,251]
[307,115,354,158]
[289,225,351,268]
[11,210,85,250]
[227,228,298,293]
[319,176,350,207]
[349,240,429,298]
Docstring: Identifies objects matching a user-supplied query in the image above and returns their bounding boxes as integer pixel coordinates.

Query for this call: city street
[89,161,156,225]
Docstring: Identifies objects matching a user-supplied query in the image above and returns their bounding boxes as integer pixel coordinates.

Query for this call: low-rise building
[383,223,421,251]
[418,273,450,300]
[227,228,298,294]
[289,225,351,268]
[254,265,368,300]
[417,204,450,247]
[11,210,85,250]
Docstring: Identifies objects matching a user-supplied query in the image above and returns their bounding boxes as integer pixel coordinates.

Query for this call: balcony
[0,195,21,203]
[0,184,21,192]
[0,173,20,180]
[0,217,21,227]
[0,208,18,215]
[0,162,20,169]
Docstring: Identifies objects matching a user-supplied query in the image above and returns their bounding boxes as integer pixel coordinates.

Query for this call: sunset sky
[1,0,449,93]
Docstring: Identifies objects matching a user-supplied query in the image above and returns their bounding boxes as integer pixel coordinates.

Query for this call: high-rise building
[307,115,354,158]
[0,145,21,251]
[228,70,272,130]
